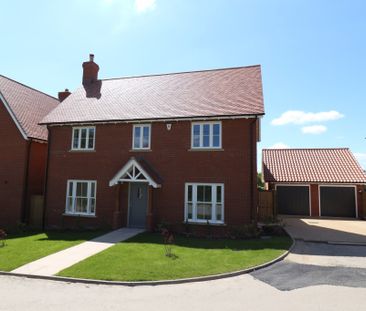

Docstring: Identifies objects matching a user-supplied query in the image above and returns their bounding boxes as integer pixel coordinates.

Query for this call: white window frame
[65,180,97,216]
[191,121,222,149]
[184,183,224,224]
[132,124,151,150]
[71,126,96,151]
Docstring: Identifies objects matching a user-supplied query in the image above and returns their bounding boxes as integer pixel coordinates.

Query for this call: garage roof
[262,148,366,184]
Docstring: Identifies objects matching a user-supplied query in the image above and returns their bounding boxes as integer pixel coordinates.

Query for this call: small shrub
[261,224,286,236]
[0,229,7,247]
[183,220,192,237]
[17,222,27,233]
[227,224,260,239]
[161,228,175,258]
[157,221,171,233]
[206,220,213,239]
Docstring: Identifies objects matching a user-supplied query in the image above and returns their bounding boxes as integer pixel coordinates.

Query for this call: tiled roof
[262,148,366,184]
[41,65,264,125]
[0,75,59,140]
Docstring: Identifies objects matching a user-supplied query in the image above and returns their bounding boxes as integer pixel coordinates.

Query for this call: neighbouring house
[262,148,366,218]
[40,54,264,233]
[0,75,59,229]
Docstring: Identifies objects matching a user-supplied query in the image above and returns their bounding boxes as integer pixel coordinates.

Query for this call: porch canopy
[109,157,162,188]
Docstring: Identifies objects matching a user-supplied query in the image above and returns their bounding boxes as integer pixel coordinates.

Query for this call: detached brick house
[263,148,366,218]
[0,76,58,228]
[40,55,264,232]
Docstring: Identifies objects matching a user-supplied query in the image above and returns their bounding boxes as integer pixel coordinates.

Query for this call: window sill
[129,149,152,152]
[188,148,224,152]
[62,213,96,218]
[69,149,96,153]
[183,221,226,226]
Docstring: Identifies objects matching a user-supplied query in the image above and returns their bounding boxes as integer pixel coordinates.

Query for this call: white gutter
[44,114,264,127]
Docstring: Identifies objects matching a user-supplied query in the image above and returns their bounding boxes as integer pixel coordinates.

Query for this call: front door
[129,183,148,228]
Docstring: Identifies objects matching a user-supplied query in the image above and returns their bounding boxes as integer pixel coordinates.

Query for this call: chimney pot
[58,88,71,103]
[82,54,99,85]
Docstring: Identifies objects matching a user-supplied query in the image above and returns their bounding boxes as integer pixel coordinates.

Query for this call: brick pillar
[112,184,122,229]
[146,186,154,231]
[310,184,319,217]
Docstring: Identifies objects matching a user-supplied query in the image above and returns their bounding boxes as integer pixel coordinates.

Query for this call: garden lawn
[0,231,105,271]
[58,233,292,281]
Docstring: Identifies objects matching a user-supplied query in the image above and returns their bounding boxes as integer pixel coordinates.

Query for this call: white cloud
[354,153,366,169]
[269,142,289,149]
[271,110,344,126]
[135,0,156,13]
[301,125,327,134]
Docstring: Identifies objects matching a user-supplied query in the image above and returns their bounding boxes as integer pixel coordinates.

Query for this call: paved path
[12,228,144,276]
[0,274,365,311]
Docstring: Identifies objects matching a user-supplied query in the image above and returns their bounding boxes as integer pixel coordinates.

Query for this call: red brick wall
[310,184,319,217]
[357,185,363,218]
[24,141,48,221]
[0,100,27,229]
[45,119,258,230]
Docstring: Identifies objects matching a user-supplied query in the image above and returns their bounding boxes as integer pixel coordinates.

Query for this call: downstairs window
[185,183,224,224]
[65,180,96,216]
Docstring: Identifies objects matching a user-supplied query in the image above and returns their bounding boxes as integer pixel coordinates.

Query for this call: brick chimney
[58,88,71,102]
[82,54,99,85]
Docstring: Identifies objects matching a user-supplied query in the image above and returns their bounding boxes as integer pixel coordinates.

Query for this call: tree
[257,172,265,191]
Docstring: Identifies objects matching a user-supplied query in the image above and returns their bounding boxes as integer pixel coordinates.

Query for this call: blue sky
[1,0,365,168]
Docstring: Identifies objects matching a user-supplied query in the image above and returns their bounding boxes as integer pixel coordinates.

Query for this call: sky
[1,0,366,168]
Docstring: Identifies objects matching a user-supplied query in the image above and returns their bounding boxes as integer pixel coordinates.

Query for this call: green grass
[0,230,105,271]
[58,233,291,281]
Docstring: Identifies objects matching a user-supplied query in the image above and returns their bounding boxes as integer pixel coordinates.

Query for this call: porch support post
[146,186,154,231]
[112,184,122,229]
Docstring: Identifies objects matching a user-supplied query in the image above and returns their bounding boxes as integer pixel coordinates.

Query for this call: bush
[227,224,260,239]
[0,229,7,247]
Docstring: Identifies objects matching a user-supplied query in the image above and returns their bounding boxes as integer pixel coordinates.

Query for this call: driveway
[252,240,366,290]
[281,217,366,244]
[252,217,366,290]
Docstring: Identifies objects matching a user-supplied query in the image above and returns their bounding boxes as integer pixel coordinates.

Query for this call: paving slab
[282,217,366,244]
[12,228,144,276]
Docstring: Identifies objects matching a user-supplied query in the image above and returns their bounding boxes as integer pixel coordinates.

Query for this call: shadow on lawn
[5,230,106,242]
[123,232,291,251]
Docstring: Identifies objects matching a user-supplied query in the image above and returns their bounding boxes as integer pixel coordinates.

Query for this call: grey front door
[129,183,148,228]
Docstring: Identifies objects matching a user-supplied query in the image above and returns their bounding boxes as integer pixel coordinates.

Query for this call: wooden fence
[29,195,44,229]
[257,190,276,221]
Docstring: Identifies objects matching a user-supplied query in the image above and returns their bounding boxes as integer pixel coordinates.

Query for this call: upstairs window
[65,180,96,216]
[191,122,221,149]
[72,127,95,150]
[133,124,151,150]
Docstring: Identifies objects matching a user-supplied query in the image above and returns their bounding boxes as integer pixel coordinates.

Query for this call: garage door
[277,185,310,216]
[320,186,356,218]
